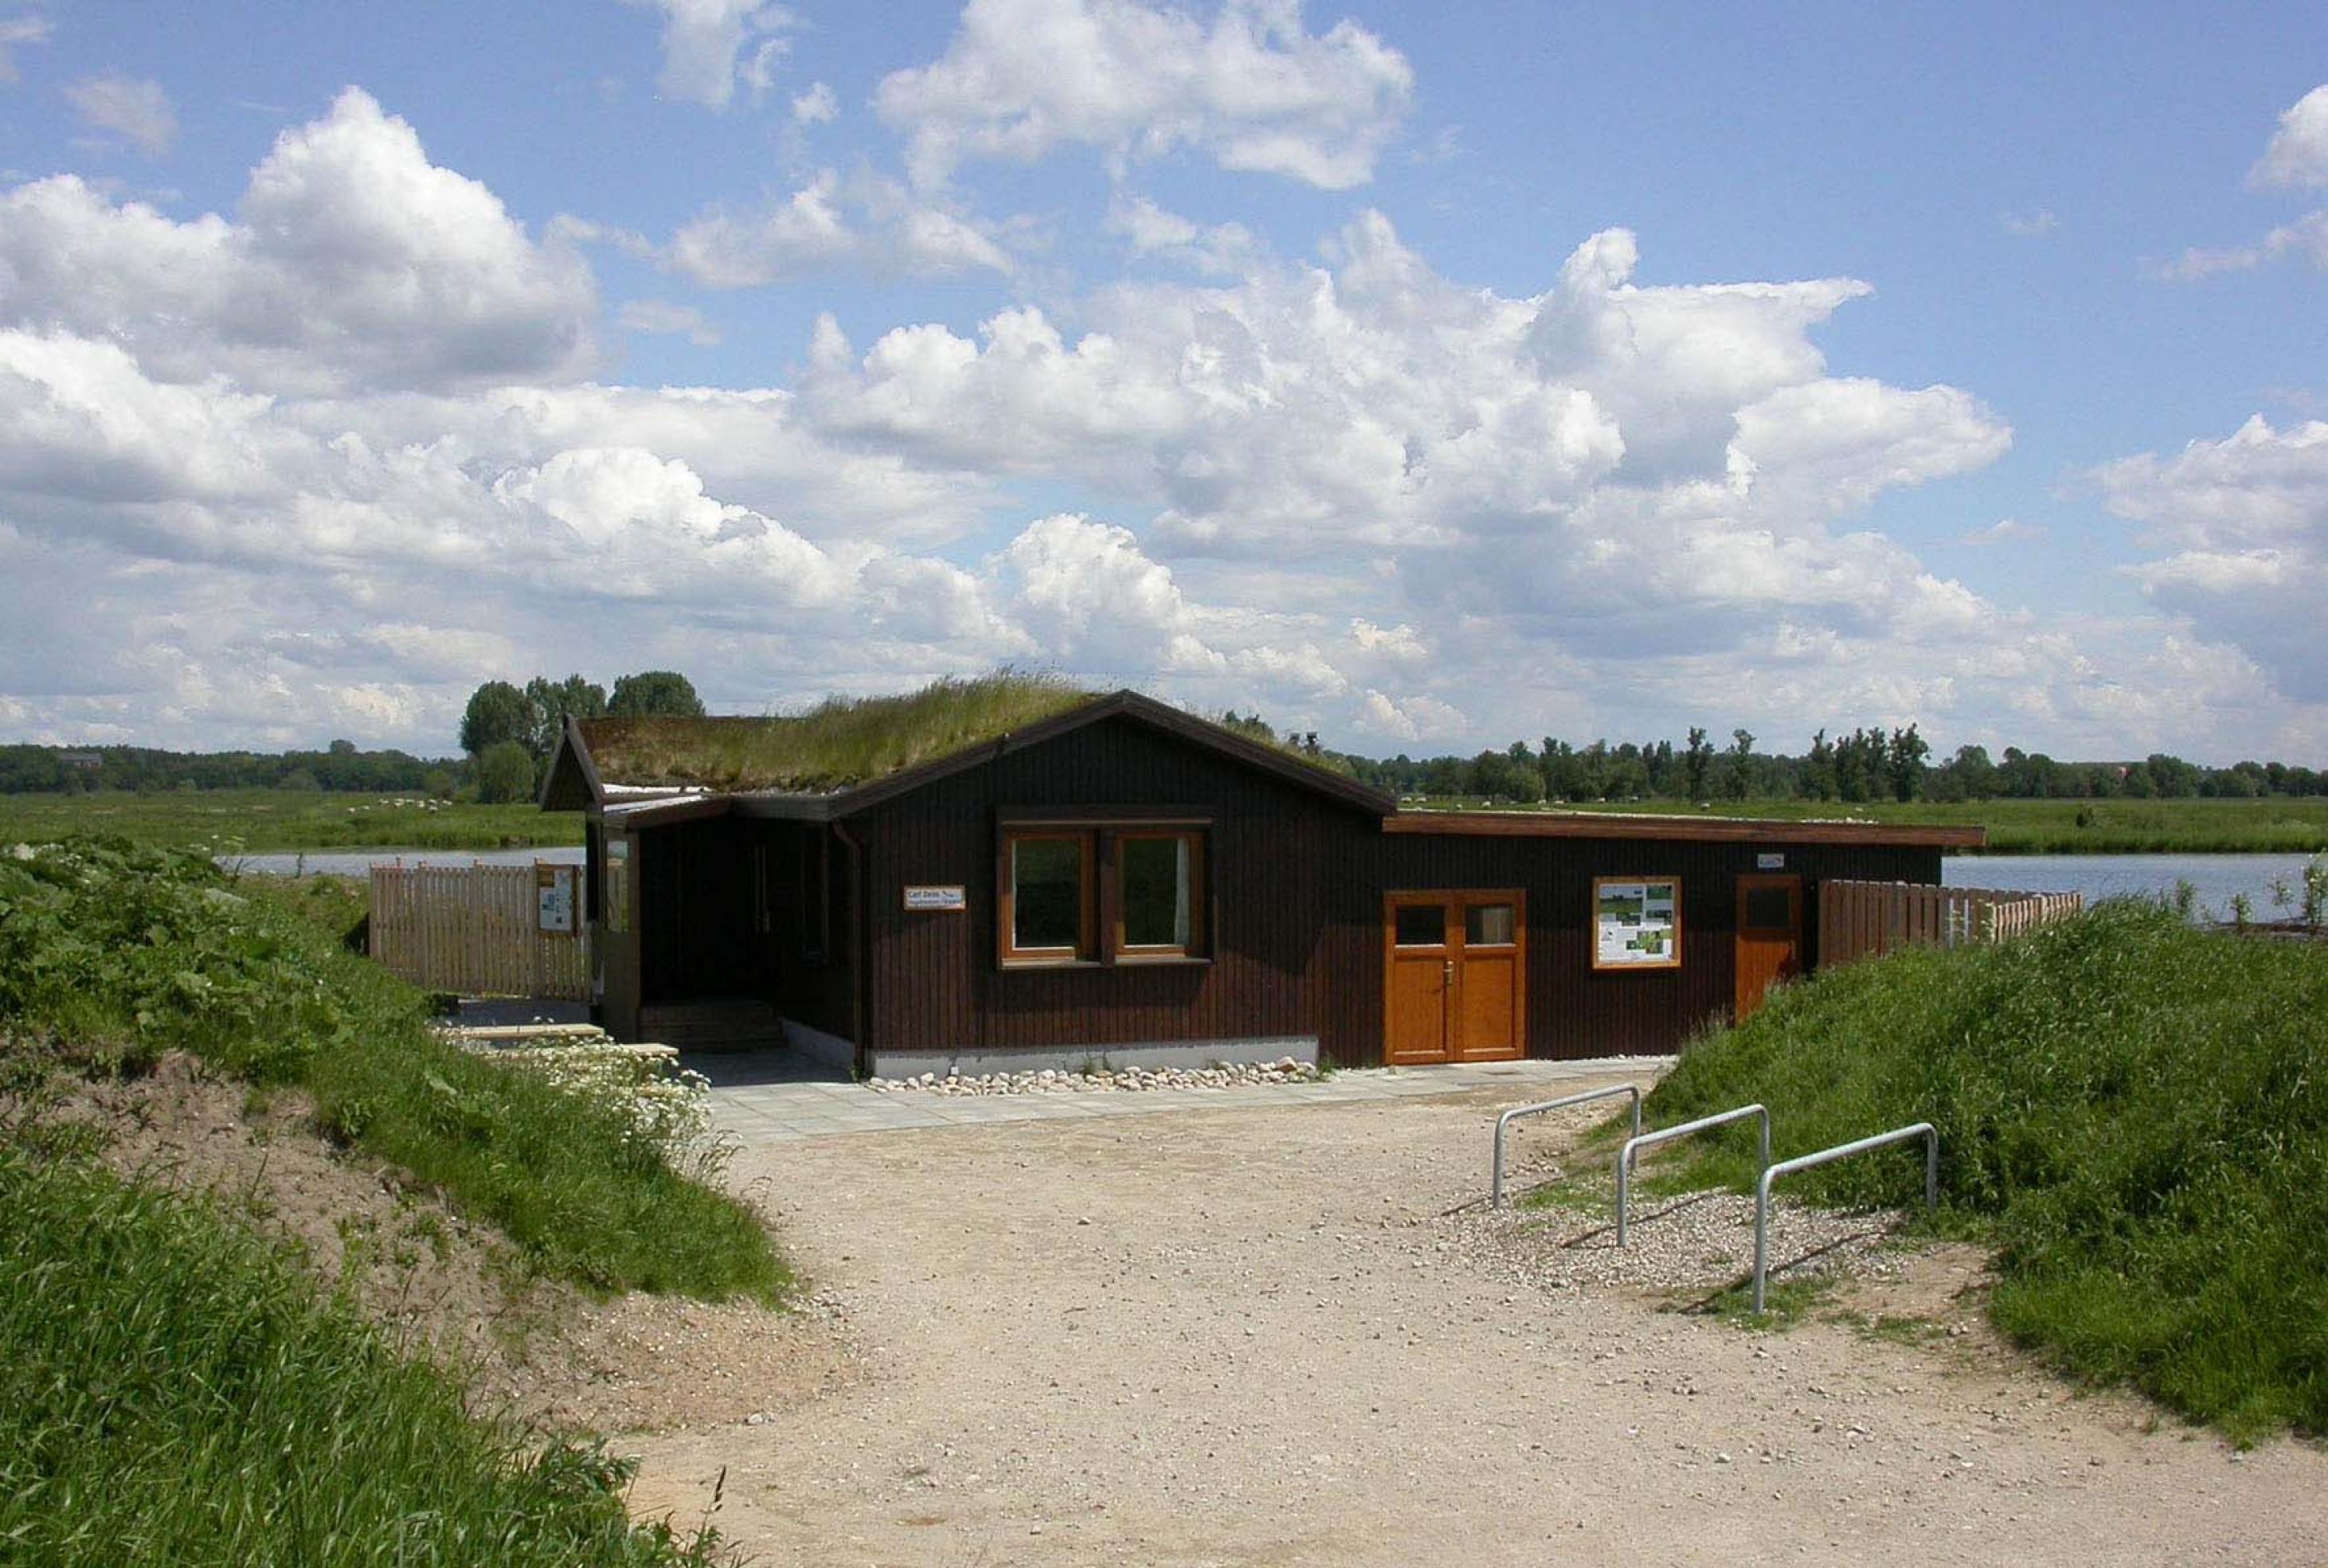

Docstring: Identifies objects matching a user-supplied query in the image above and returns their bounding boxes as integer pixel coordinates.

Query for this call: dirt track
[625,1081,2326,1566]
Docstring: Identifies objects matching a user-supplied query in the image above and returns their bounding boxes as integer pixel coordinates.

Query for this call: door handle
[1443,960,1453,983]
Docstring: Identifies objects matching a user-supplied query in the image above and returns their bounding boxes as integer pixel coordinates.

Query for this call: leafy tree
[608,670,705,719]
[522,675,606,761]
[1887,724,1930,803]
[1683,727,1712,801]
[1802,729,1837,801]
[475,741,538,804]
[459,681,531,757]
[1724,729,1755,801]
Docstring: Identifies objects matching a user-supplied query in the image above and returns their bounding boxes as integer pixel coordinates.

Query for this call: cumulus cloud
[629,0,796,109]
[663,170,1011,285]
[791,80,838,124]
[2164,84,2328,280]
[0,88,596,393]
[0,88,2310,761]
[1106,192,1256,273]
[2093,415,2328,700]
[2248,83,2328,190]
[617,298,721,345]
[875,0,1413,189]
[64,74,176,154]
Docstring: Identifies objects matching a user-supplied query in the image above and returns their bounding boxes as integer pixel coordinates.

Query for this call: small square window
[1394,904,1446,946]
[1465,902,1516,946]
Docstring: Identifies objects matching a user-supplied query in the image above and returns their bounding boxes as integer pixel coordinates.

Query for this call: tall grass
[0,839,786,1301]
[0,1148,717,1566]
[1647,901,2328,1437]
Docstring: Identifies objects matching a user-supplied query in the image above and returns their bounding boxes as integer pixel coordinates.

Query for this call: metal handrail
[1490,1085,1643,1209]
[1616,1104,1769,1245]
[1752,1122,1939,1312]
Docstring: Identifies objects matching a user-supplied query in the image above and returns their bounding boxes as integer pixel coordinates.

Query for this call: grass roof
[577,671,1100,795]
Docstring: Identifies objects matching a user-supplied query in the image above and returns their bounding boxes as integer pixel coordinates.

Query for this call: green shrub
[0,1148,720,1566]
[1646,901,2328,1437]
[0,839,786,1302]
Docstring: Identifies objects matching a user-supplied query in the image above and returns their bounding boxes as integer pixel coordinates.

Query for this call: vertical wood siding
[1315,839,1942,1062]
[855,716,1377,1058]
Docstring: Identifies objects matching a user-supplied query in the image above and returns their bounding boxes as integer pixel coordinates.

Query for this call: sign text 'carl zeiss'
[903,885,967,912]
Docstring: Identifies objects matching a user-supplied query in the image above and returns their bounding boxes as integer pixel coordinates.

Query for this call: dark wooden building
[542,690,1979,1075]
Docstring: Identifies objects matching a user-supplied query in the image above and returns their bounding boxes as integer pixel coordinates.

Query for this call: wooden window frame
[995,812,1212,970]
[1113,827,1207,962]
[999,828,1098,966]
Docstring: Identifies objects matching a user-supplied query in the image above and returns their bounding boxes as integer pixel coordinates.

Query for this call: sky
[0,1,2324,765]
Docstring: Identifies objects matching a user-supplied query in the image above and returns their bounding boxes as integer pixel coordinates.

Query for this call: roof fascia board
[1381,812,1984,849]
[602,794,736,830]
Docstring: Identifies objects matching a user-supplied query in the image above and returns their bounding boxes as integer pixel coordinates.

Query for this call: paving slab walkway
[691,1051,1670,1144]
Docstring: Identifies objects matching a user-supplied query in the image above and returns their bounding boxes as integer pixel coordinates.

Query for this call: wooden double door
[1383,890,1526,1065]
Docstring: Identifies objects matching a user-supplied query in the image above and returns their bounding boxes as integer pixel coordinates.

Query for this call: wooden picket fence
[369,862,589,1000]
[1818,878,2083,970]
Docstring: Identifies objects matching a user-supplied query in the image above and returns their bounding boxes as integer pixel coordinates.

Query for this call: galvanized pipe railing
[1490,1084,1643,1209]
[1616,1104,1769,1245]
[1752,1122,1939,1312]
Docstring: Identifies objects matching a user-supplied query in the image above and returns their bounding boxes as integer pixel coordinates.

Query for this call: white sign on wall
[903,884,967,912]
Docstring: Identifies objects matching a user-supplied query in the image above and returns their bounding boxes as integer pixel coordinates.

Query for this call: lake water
[224,845,2322,923]
[1947,852,2322,922]
[222,846,585,877]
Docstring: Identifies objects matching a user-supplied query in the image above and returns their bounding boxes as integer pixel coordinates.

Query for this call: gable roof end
[538,715,603,811]
[827,690,1397,818]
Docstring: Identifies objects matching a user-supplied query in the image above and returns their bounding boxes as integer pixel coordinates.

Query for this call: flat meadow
[0,788,584,855]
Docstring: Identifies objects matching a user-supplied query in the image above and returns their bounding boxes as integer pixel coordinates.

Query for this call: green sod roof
[576,671,1099,795]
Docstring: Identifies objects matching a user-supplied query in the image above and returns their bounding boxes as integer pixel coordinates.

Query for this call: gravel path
[623,1078,2326,1566]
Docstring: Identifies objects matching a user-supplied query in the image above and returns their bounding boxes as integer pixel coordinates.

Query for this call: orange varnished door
[1384,891,1526,1064]
[1454,893,1524,1062]
[1385,896,1453,1064]
[1734,874,1802,1021]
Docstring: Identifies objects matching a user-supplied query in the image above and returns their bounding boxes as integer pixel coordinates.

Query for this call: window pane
[1465,903,1516,945]
[1012,838,1084,951]
[1394,904,1446,946]
[1121,835,1191,948]
[1744,885,1793,930]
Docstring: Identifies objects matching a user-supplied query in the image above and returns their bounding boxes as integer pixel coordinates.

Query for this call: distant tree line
[0,739,450,796]
[0,670,707,801]
[6,682,2318,808]
[1223,712,2326,806]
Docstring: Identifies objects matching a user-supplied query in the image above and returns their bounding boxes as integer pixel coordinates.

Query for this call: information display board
[535,863,577,935]
[1593,876,1680,971]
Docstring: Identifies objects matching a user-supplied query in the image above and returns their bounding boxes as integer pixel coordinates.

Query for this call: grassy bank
[0,839,783,1299]
[0,788,582,854]
[1641,901,2327,1437]
[1407,796,2328,854]
[0,1148,716,1566]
